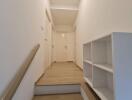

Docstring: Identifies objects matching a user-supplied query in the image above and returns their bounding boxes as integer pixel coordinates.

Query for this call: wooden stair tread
[33,93,83,100]
[36,62,83,86]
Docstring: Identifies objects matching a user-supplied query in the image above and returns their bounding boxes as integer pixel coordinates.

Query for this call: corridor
[1,0,132,100]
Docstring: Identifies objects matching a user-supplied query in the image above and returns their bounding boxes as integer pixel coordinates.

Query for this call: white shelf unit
[92,35,113,72]
[83,61,93,86]
[93,67,114,100]
[83,43,92,62]
[83,32,132,100]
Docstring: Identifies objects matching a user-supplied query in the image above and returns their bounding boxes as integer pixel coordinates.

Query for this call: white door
[53,32,75,62]
[43,14,52,68]
[67,33,75,61]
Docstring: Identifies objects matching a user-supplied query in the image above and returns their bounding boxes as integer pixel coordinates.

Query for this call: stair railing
[0,44,40,100]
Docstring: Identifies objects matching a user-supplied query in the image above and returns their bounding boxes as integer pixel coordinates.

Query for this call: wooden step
[35,84,81,95]
[81,82,101,100]
[33,93,83,100]
[36,62,83,86]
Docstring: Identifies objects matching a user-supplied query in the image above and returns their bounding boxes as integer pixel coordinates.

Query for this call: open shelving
[83,43,92,62]
[92,35,113,72]
[94,63,113,73]
[83,32,132,100]
[83,62,93,87]
[93,67,114,100]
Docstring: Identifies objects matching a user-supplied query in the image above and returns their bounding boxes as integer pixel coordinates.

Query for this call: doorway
[53,32,75,62]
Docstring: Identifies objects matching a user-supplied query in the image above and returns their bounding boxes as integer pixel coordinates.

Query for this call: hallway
[1,0,132,100]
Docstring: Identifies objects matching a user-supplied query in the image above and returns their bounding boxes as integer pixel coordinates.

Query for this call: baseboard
[53,61,74,63]
[73,62,83,71]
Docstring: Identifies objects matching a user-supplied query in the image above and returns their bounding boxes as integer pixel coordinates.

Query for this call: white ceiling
[51,9,78,25]
[50,0,80,8]
[49,0,80,32]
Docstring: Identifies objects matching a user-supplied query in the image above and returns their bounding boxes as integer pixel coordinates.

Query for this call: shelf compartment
[93,67,114,100]
[83,43,92,61]
[94,63,113,73]
[92,35,113,71]
[83,62,93,85]
[94,87,113,100]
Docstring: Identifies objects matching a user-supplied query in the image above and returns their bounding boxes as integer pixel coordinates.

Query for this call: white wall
[75,0,132,68]
[0,0,52,100]
[55,25,74,33]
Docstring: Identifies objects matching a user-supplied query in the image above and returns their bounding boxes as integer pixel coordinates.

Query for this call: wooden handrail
[0,44,40,100]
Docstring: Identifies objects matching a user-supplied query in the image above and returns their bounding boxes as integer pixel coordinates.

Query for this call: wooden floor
[33,93,83,100]
[36,62,83,85]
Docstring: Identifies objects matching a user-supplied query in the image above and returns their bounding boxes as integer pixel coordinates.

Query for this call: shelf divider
[94,63,113,73]
[83,60,92,65]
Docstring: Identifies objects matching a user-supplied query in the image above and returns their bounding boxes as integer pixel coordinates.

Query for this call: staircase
[33,62,100,100]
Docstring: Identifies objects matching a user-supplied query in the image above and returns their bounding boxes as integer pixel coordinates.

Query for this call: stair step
[35,84,81,95]
[81,82,100,100]
[33,93,83,100]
